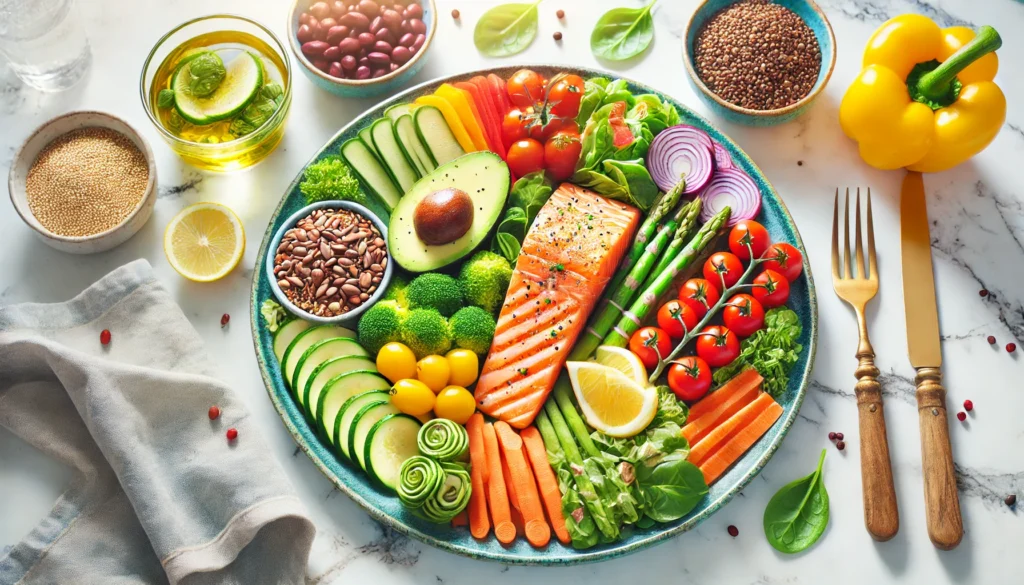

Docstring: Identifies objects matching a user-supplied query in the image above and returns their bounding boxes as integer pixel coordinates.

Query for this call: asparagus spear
[602,207,732,349]
[552,375,600,458]
[570,200,694,360]
[637,198,703,294]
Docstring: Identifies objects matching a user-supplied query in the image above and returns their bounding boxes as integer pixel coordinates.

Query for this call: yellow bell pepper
[839,15,1005,173]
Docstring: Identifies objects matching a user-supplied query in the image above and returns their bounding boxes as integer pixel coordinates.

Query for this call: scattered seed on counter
[226,427,238,441]
[727,525,739,537]
[221,313,230,327]
[979,289,989,297]
[836,441,845,451]
[956,411,967,422]
[553,31,562,41]
[100,329,112,345]
[209,406,221,420]
[451,8,460,19]
[963,399,973,411]
[556,9,565,19]
[1006,494,1017,507]
[828,432,836,441]
[988,335,997,345]
[835,432,844,441]
[1007,343,1017,353]
[26,127,149,237]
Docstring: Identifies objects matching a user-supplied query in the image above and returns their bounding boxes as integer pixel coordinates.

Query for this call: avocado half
[388,151,510,272]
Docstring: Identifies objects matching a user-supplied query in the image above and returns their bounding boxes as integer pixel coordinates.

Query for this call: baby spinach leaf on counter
[714,308,803,395]
[763,449,829,554]
[157,89,176,109]
[636,458,708,523]
[299,155,365,205]
[591,1,658,62]
[473,0,542,58]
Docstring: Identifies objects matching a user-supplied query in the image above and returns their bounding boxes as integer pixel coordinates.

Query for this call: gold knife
[900,171,963,550]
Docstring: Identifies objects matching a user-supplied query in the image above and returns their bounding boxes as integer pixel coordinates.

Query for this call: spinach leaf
[714,307,803,395]
[590,1,657,61]
[508,171,553,223]
[636,459,708,523]
[473,1,542,57]
[763,449,829,554]
[601,159,659,210]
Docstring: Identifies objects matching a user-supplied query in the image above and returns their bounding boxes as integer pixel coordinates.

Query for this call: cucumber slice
[365,414,422,490]
[331,389,389,455]
[303,355,376,420]
[414,105,466,166]
[395,114,436,176]
[371,118,419,191]
[384,103,414,121]
[350,401,400,471]
[292,338,367,401]
[173,51,263,125]
[272,319,311,363]
[281,325,356,389]
[341,138,402,211]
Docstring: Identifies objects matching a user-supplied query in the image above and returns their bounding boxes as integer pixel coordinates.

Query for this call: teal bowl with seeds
[683,0,836,126]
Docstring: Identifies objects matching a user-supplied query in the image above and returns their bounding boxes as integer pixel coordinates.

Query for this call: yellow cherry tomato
[416,354,450,393]
[389,379,436,416]
[376,342,417,383]
[445,349,479,387]
[433,385,476,424]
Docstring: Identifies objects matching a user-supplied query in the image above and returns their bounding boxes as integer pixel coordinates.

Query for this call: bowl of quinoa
[8,111,157,254]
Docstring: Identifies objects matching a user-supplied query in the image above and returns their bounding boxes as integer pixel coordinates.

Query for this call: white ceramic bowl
[8,111,158,254]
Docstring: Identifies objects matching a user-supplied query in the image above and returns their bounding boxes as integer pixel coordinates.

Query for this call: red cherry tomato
[543,129,582,181]
[722,293,765,337]
[702,251,744,290]
[547,73,585,118]
[728,220,770,261]
[667,356,712,402]
[695,325,740,368]
[529,116,578,142]
[507,69,546,108]
[678,278,721,320]
[752,269,791,308]
[506,138,545,177]
[656,300,698,340]
[628,326,673,370]
[762,242,803,282]
[502,108,531,149]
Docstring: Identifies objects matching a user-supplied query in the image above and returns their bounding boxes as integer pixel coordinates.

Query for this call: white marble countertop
[2,0,1022,582]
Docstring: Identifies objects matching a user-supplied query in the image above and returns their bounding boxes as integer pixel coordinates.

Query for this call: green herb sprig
[299,155,365,205]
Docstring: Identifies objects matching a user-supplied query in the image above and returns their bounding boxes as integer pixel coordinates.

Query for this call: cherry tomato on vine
[722,293,765,337]
[502,108,532,149]
[507,69,546,108]
[702,251,744,290]
[544,129,582,181]
[667,356,712,402]
[506,138,545,177]
[656,300,698,340]
[728,220,770,261]
[529,117,578,142]
[629,326,672,370]
[547,74,585,118]
[678,278,721,320]
[762,242,803,282]
[753,269,791,308]
[695,325,740,368]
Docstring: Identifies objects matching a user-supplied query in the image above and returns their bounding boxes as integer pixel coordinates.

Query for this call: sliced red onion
[713,142,733,170]
[647,125,714,195]
[698,167,761,227]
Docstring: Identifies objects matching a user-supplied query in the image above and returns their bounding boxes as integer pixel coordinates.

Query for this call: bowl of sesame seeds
[682,0,835,126]
[8,111,157,254]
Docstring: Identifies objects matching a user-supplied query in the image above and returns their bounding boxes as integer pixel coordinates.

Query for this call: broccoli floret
[458,251,513,314]
[383,270,411,309]
[449,306,496,355]
[358,300,407,355]
[407,273,463,317]
[399,308,452,358]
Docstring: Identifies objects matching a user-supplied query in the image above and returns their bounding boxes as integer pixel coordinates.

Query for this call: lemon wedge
[594,345,649,387]
[164,202,245,282]
[565,361,658,438]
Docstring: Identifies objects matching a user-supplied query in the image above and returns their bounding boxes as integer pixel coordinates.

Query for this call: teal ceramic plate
[250,66,818,565]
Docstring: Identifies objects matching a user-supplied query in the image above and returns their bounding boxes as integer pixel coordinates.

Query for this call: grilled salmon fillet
[475,183,640,428]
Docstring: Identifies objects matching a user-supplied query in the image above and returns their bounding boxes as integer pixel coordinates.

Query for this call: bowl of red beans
[289,0,435,98]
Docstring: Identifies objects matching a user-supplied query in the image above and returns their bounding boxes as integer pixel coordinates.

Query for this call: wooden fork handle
[915,367,963,550]
[854,349,899,541]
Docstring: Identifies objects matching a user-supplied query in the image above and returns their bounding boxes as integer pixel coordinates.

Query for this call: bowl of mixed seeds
[683,0,835,126]
[8,111,157,254]
[266,200,393,325]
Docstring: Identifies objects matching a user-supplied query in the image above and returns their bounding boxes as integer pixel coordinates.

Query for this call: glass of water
[0,0,90,91]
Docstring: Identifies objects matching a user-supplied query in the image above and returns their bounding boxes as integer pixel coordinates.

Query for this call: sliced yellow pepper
[414,95,477,153]
[839,15,1005,173]
[434,84,490,152]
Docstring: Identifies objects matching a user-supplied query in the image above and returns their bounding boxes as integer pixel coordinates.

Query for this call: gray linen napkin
[0,260,315,585]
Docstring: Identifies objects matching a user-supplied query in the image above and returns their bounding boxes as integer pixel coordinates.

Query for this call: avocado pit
[413,187,474,245]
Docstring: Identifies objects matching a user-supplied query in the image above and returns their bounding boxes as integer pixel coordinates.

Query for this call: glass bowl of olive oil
[140,14,292,172]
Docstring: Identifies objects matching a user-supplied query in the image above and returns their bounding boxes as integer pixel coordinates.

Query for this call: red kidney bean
[337,37,361,54]
[400,19,411,33]
[297,24,314,43]
[326,25,349,44]
[404,2,422,19]
[319,17,337,29]
[323,46,343,61]
[339,11,369,31]
[375,28,394,43]
[358,0,380,15]
[398,32,414,47]
[381,9,403,30]
[369,16,382,34]
[356,65,371,79]
[412,33,425,50]
[341,54,357,70]
[313,58,331,72]
[357,31,375,47]
[314,24,329,41]
[299,12,313,25]
[331,1,346,17]
[371,67,387,78]
[301,40,330,58]
[329,61,343,77]
[408,18,425,35]
[310,1,331,19]
[391,45,411,64]
[358,55,370,67]
[373,40,393,53]
[367,51,391,66]
[389,62,398,71]
[409,43,419,56]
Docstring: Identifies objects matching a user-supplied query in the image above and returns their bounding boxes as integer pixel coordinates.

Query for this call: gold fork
[832,188,899,541]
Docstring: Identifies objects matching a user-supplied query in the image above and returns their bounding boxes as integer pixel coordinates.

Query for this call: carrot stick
[689,393,774,467]
[451,510,469,527]
[500,453,527,536]
[465,413,491,539]
[687,368,762,422]
[482,423,516,544]
[698,400,784,484]
[521,427,571,545]
[682,381,761,444]
[495,422,552,548]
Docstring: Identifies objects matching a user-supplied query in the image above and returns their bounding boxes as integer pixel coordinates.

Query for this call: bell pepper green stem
[914,25,1002,106]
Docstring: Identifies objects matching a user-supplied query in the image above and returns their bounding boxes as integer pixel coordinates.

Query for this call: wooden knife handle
[915,367,963,550]
[854,349,899,541]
